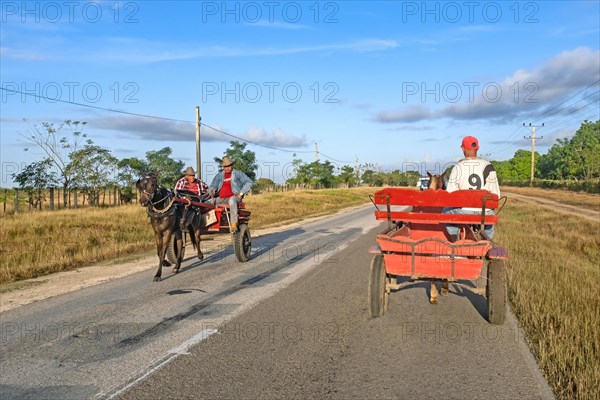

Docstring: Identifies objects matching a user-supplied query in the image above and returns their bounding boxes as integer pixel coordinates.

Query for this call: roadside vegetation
[502,186,600,212]
[0,187,377,285]
[496,199,599,400]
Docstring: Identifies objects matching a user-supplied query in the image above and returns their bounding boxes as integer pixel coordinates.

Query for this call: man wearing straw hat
[174,166,210,232]
[208,156,253,232]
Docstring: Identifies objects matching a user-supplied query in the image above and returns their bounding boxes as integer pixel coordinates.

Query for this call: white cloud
[86,115,307,148]
[373,47,600,124]
[2,36,398,63]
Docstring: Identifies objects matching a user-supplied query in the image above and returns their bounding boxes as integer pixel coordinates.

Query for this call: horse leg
[172,231,183,274]
[157,228,174,281]
[154,232,164,282]
[441,280,449,295]
[189,218,204,261]
[195,224,203,261]
[430,281,439,304]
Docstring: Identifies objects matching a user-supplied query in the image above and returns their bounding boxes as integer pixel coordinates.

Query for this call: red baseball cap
[461,136,479,150]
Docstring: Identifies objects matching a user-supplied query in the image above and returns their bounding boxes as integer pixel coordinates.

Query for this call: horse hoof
[429,298,438,304]
[162,260,171,267]
[153,276,161,282]
[172,268,179,274]
[198,254,204,261]
[441,289,449,296]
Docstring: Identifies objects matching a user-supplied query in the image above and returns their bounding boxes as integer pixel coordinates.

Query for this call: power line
[0,86,191,123]
[487,80,600,158]
[534,79,600,120]
[0,85,339,158]
[200,122,312,154]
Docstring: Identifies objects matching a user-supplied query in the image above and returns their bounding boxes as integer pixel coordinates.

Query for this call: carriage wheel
[166,233,186,265]
[486,259,507,325]
[368,254,388,317]
[234,224,252,262]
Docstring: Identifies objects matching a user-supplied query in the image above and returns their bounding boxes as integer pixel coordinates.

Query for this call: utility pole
[523,122,544,186]
[355,155,360,185]
[314,143,319,161]
[195,106,201,179]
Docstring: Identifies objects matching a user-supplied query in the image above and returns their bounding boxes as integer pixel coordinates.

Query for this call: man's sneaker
[230,221,238,232]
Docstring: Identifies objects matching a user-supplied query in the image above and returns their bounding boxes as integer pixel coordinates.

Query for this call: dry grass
[0,188,379,285]
[496,200,600,400]
[244,187,378,227]
[0,206,154,284]
[502,186,600,212]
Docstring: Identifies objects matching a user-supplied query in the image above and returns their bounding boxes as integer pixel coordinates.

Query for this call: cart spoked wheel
[166,232,186,266]
[368,254,388,317]
[234,224,252,262]
[486,259,506,325]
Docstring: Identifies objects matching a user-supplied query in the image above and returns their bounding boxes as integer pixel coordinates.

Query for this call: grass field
[502,186,600,212]
[1,186,598,399]
[0,187,378,284]
[495,199,600,400]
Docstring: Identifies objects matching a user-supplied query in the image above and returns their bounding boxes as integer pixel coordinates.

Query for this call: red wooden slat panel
[373,188,498,209]
[374,211,498,224]
[383,254,483,280]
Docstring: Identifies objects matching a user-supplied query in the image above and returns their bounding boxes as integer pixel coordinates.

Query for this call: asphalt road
[0,205,553,399]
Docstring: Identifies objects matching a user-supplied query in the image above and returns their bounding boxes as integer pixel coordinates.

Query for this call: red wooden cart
[368,188,508,324]
[167,197,252,263]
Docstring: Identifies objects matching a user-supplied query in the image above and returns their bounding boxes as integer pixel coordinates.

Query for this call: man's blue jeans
[442,207,495,239]
[210,196,241,223]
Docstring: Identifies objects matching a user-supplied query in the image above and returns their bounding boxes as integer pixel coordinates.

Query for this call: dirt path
[502,190,600,223]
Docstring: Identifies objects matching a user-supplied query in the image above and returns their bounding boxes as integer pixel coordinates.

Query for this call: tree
[116,157,149,204]
[70,145,118,206]
[568,120,600,179]
[145,147,184,187]
[337,165,358,187]
[117,157,149,186]
[214,141,258,181]
[493,150,538,181]
[12,159,57,209]
[252,178,276,193]
[21,120,89,207]
[285,159,336,188]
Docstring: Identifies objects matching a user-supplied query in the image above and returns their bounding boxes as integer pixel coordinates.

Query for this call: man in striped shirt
[174,166,210,232]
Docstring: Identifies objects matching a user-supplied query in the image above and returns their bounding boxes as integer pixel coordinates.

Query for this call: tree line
[491,120,599,192]
[10,119,599,209]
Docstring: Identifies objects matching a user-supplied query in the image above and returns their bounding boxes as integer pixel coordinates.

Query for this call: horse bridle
[139,175,176,215]
[138,175,158,207]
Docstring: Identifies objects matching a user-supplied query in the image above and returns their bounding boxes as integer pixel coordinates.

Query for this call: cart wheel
[487,259,507,325]
[166,233,185,265]
[368,254,388,317]
[234,224,252,262]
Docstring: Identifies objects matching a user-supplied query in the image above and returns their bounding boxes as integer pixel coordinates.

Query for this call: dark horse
[426,171,449,304]
[136,174,184,281]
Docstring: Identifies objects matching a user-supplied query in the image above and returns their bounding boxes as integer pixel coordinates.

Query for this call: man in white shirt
[444,136,501,241]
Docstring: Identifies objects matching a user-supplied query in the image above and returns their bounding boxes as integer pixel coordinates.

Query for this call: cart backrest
[373,188,499,225]
[374,188,498,208]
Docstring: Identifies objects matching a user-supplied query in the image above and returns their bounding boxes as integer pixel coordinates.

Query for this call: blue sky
[1,0,599,185]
